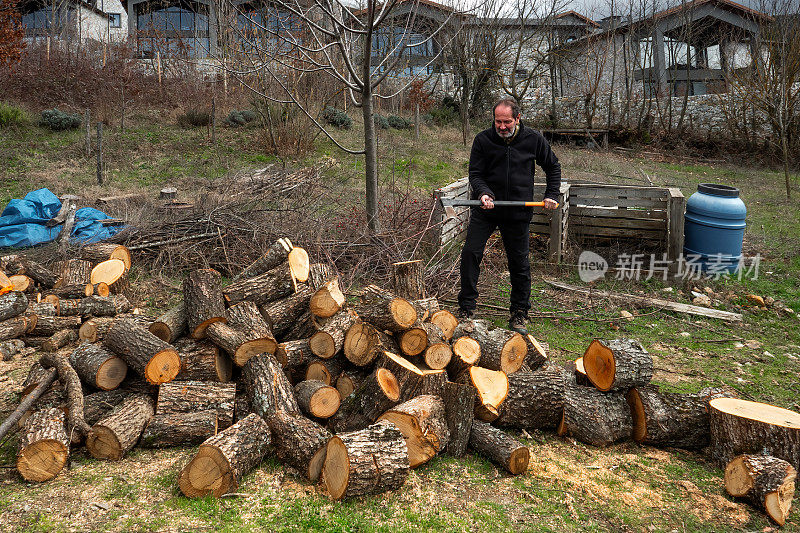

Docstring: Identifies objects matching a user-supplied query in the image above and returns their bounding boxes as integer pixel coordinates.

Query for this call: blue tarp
[0,188,124,249]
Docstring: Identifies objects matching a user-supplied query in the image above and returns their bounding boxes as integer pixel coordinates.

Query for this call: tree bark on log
[355,285,417,333]
[78,314,149,343]
[282,311,315,341]
[442,381,475,457]
[242,353,300,419]
[86,283,110,297]
[41,329,78,352]
[69,342,127,390]
[84,389,131,425]
[103,317,181,384]
[19,259,58,288]
[310,278,345,319]
[323,420,409,500]
[267,411,331,481]
[149,303,187,343]
[276,338,314,370]
[223,263,297,306]
[378,394,449,468]
[583,338,652,392]
[226,301,274,342]
[29,315,81,337]
[183,269,227,339]
[454,366,509,422]
[233,238,293,282]
[155,380,235,429]
[295,380,341,419]
[16,407,69,482]
[0,291,28,322]
[140,410,218,448]
[430,310,458,341]
[709,398,800,470]
[524,334,548,370]
[55,298,80,316]
[173,337,232,382]
[27,302,57,318]
[39,351,90,438]
[78,295,132,317]
[410,297,439,322]
[79,243,131,270]
[259,286,313,340]
[305,355,347,385]
[469,420,530,475]
[335,369,368,399]
[496,364,565,430]
[343,321,397,367]
[390,260,425,300]
[457,319,526,375]
[310,309,358,359]
[0,315,34,341]
[59,259,92,288]
[86,393,154,460]
[725,454,797,526]
[328,368,401,433]
[558,381,632,447]
[178,413,272,498]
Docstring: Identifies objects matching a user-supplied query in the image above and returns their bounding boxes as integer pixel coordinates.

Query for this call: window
[135,1,210,58]
[109,13,121,28]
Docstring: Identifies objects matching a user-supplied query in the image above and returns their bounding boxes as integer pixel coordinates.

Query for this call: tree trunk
[233,237,293,282]
[173,337,232,382]
[29,315,81,337]
[362,92,380,234]
[310,309,358,359]
[55,298,80,316]
[79,243,131,270]
[390,260,425,300]
[323,420,410,500]
[469,420,530,475]
[454,366,509,422]
[223,262,300,306]
[69,342,127,390]
[260,286,313,339]
[725,454,797,526]
[103,317,181,384]
[206,301,276,366]
[457,319,526,375]
[183,269,226,338]
[149,303,187,343]
[410,297,439,322]
[86,393,154,460]
[242,353,300,418]
[558,382,632,447]
[78,295,132,316]
[583,338,652,392]
[496,364,565,430]
[27,302,57,318]
[295,380,341,419]
[267,410,331,481]
[86,283,111,297]
[355,285,416,333]
[442,381,475,457]
[16,407,69,482]
[310,278,345,319]
[328,368,401,433]
[178,413,272,498]
[155,380,236,429]
[0,291,28,322]
[378,394,449,468]
[140,410,218,448]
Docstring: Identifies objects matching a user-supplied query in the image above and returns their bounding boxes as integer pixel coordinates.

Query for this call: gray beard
[496,125,516,138]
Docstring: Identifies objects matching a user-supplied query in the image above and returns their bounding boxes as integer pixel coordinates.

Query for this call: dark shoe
[457,308,474,319]
[509,311,528,334]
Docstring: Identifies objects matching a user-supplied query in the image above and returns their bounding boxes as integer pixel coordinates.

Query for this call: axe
[439,197,558,220]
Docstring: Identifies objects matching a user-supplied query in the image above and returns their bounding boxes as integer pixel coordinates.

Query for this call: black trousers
[458,210,531,314]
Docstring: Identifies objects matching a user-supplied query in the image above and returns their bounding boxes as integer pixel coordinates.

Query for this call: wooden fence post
[96,122,104,186]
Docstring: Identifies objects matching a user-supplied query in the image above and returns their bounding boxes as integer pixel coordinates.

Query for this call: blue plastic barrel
[683,183,746,272]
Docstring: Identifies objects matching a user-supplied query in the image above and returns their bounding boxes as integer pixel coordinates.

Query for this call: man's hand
[480,195,495,209]
[543,198,558,210]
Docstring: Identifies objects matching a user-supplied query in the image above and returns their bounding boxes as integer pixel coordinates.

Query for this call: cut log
[19,259,58,288]
[282,311,315,341]
[323,420,409,500]
[86,393,154,460]
[226,301,274,341]
[355,285,417,333]
[288,247,310,283]
[419,367,447,397]
[84,389,131,425]
[89,259,128,295]
[242,353,300,418]
[524,334,548,370]
[449,322,481,377]
[39,351,91,438]
[442,381,475,457]
[59,259,92,287]
[16,407,69,482]
[0,291,28,322]
[27,302,57,317]
[78,314,150,343]
[725,454,797,526]
[709,398,800,470]
[390,260,425,300]
[140,410,218,448]
[310,309,358,359]
[178,413,271,498]
[0,315,33,341]
[173,337,232,382]
[310,278,345,319]
[80,243,131,270]
[583,338,652,392]
[569,357,592,387]
[41,329,77,352]
[496,364,565,430]
[267,411,331,481]
[343,321,398,367]
[29,315,81,337]
[295,380,341,419]
[103,317,181,384]
[259,286,313,339]
[306,356,346,386]
[21,362,55,398]
[51,283,87,299]
[276,338,314,370]
[335,369,368,399]
[155,380,236,429]
[418,323,451,370]
[78,294,132,317]
[183,269,226,339]
[233,237,293,282]
[558,381,632,447]
[458,319,526,375]
[378,351,426,401]
[0,338,26,361]
[430,310,458,341]
[9,275,33,293]
[149,303,187,343]
[56,298,80,316]
[328,368,401,433]
[86,282,111,297]
[410,298,439,323]
[378,394,449,468]
[469,420,529,475]
[454,366,509,422]
[206,322,270,367]
[627,385,732,449]
[398,325,427,357]
[223,263,298,306]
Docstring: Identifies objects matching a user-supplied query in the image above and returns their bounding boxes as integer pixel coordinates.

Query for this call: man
[457,98,561,334]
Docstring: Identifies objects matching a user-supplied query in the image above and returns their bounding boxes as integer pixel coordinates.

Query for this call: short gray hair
[493,98,520,119]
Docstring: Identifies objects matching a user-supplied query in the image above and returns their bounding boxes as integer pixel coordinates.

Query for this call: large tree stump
[496,364,565,430]
[183,269,226,339]
[16,407,69,482]
[29,315,81,337]
[89,259,128,295]
[69,342,128,391]
[178,413,272,498]
[725,454,797,526]
[86,393,154,460]
[276,338,314,370]
[223,262,300,306]
[140,410,218,448]
[103,317,181,384]
[343,321,397,367]
[295,380,341,419]
[259,286,313,340]
[328,368,401,433]
[469,420,530,475]
[242,353,300,418]
[310,309,358,359]
[627,385,732,449]
[378,394,449,468]
[233,238,294,282]
[155,380,236,429]
[173,337,232,382]
[583,338,652,392]
[709,398,800,470]
[149,303,187,343]
[0,291,28,322]
[458,319,526,375]
[355,285,417,333]
[267,411,331,481]
[310,278,345,318]
[558,382,632,447]
[323,420,409,500]
[430,310,458,341]
[455,366,509,422]
[79,243,131,270]
[442,381,475,457]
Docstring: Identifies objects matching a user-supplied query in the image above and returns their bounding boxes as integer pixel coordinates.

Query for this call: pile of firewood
[2,239,799,524]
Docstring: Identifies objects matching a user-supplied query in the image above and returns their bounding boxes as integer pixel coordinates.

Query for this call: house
[19,0,128,45]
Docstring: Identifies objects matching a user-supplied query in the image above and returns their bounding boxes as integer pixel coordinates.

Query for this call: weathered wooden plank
[571,217,666,230]
[571,226,665,239]
[570,197,668,209]
[569,185,669,198]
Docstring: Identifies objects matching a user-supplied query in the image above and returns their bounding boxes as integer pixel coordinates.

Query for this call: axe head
[439,197,459,220]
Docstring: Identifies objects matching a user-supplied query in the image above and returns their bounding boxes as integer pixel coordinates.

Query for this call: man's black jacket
[468,122,561,221]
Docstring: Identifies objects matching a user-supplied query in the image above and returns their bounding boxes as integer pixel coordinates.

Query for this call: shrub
[0,102,26,128]
[387,115,412,130]
[177,108,211,127]
[39,108,81,130]
[374,114,389,130]
[322,107,352,129]
[224,109,258,127]
[425,97,460,126]
[240,109,257,123]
